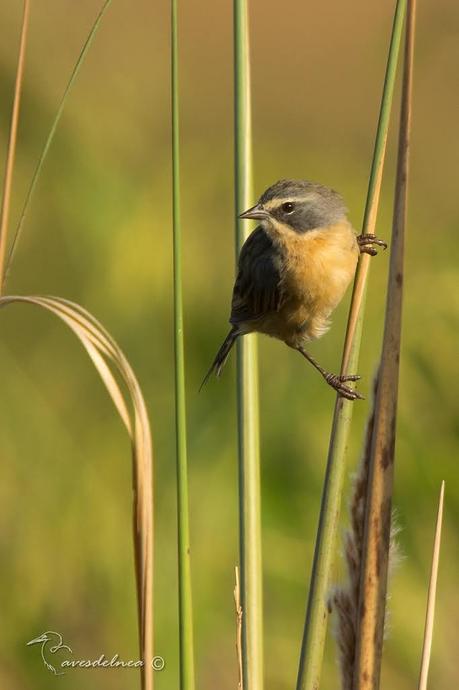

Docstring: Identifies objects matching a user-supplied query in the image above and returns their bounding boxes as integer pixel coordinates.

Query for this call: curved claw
[357,233,388,256]
[360,246,378,257]
[324,373,364,401]
[337,384,365,401]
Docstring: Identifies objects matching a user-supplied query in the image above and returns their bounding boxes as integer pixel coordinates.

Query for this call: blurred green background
[0,1,458,688]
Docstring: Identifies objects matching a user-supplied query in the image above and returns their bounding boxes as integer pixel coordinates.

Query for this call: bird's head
[27,632,52,646]
[239,179,347,233]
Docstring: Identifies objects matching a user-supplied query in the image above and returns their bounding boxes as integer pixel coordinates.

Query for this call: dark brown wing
[230,227,283,325]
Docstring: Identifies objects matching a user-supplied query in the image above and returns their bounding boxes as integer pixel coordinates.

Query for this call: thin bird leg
[357,233,388,256]
[296,346,364,401]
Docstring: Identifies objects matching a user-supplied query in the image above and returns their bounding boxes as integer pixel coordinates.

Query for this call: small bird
[203,179,386,399]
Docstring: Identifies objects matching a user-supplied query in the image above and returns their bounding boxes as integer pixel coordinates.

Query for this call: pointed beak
[238,203,270,221]
[27,633,48,646]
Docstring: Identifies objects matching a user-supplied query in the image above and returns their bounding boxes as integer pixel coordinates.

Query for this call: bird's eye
[282,202,295,214]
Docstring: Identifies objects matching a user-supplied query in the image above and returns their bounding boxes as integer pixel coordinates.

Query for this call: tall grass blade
[171,2,195,689]
[3,0,114,289]
[0,295,154,690]
[233,2,262,689]
[0,0,30,292]
[295,3,407,689]
[352,2,416,687]
[418,481,445,690]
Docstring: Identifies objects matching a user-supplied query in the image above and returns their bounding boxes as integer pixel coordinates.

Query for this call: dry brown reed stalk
[0,296,154,690]
[234,566,243,690]
[0,0,30,292]
[330,374,379,690]
[330,373,402,690]
[351,2,416,688]
[295,4,407,687]
[417,481,445,690]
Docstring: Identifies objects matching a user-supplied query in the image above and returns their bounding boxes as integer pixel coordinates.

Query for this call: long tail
[200,327,239,390]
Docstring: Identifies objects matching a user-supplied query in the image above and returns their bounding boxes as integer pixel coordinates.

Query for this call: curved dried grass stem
[0,296,154,690]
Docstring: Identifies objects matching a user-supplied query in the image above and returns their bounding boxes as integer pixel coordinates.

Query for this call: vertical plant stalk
[296,3,407,690]
[418,481,445,690]
[352,2,416,688]
[171,2,195,689]
[234,2,263,689]
[3,0,114,289]
[0,0,30,293]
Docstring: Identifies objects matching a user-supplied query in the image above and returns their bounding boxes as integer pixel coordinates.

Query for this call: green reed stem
[295,3,407,689]
[171,2,195,689]
[234,2,263,690]
[3,0,113,290]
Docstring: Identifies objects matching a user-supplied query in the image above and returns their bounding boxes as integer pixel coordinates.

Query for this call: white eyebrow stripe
[263,196,313,210]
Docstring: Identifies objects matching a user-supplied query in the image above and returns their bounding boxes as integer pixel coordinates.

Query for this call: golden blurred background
[0,1,458,688]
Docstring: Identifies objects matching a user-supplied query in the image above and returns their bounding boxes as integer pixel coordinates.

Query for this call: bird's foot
[357,233,387,256]
[324,372,364,401]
